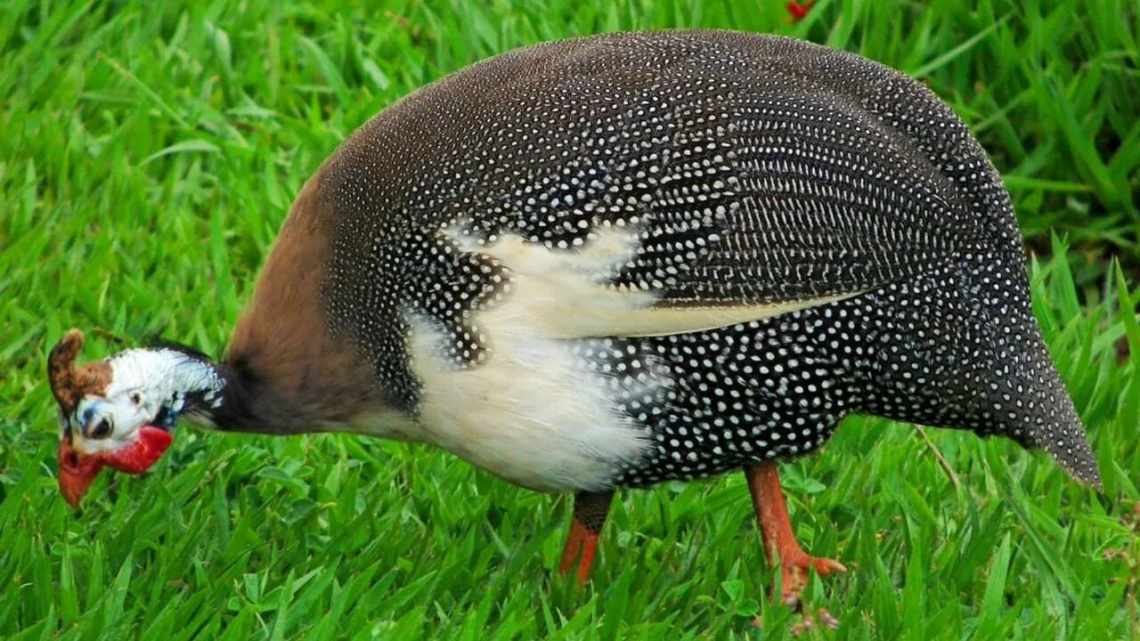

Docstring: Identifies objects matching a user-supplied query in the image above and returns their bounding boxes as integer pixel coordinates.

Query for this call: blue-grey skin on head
[314,31,1099,488]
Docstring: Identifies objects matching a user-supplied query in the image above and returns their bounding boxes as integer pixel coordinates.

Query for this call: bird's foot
[777,550,847,606]
[770,552,845,635]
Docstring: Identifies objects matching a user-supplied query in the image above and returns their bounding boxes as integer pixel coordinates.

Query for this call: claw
[754,607,840,636]
[790,608,840,636]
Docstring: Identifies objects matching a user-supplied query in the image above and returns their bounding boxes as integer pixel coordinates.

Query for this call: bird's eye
[89,418,112,439]
[130,392,142,405]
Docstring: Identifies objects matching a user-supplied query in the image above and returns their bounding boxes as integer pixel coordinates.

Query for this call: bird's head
[48,329,224,507]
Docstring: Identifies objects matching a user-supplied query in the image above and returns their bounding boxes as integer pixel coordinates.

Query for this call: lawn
[1,0,1138,639]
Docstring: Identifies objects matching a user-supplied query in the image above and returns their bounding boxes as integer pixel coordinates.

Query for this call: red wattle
[59,438,105,508]
[58,427,173,508]
[103,426,173,474]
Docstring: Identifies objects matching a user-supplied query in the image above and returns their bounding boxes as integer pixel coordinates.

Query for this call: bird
[48,30,1100,607]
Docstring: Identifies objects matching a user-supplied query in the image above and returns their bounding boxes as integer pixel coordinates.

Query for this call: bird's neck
[180,357,293,434]
[201,358,294,434]
[111,345,275,433]
[201,352,354,435]
[121,342,388,436]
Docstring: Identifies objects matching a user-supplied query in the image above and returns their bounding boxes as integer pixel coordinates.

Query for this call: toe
[779,567,809,606]
[778,555,845,609]
[789,609,840,637]
[815,608,839,630]
[811,557,847,576]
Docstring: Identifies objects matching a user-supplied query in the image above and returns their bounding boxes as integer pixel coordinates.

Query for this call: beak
[58,436,104,508]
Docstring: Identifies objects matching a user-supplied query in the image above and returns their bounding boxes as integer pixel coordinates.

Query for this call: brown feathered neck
[213,170,386,434]
[183,354,320,434]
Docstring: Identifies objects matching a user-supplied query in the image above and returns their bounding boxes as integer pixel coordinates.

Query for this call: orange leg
[559,491,613,584]
[745,463,846,605]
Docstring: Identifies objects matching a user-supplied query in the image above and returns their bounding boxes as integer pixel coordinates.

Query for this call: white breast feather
[361,227,850,491]
[406,314,653,491]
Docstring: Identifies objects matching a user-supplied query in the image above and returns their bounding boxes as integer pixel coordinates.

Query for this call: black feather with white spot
[318,31,1099,487]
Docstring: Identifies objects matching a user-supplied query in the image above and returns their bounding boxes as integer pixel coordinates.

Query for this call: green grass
[2,0,1138,639]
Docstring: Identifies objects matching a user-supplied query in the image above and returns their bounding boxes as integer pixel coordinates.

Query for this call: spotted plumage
[311,30,1096,487]
[50,30,1099,605]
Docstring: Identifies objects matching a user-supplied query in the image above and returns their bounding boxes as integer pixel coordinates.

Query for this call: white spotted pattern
[314,31,1099,488]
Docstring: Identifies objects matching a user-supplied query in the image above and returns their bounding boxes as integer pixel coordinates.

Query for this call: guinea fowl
[49,31,1100,605]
